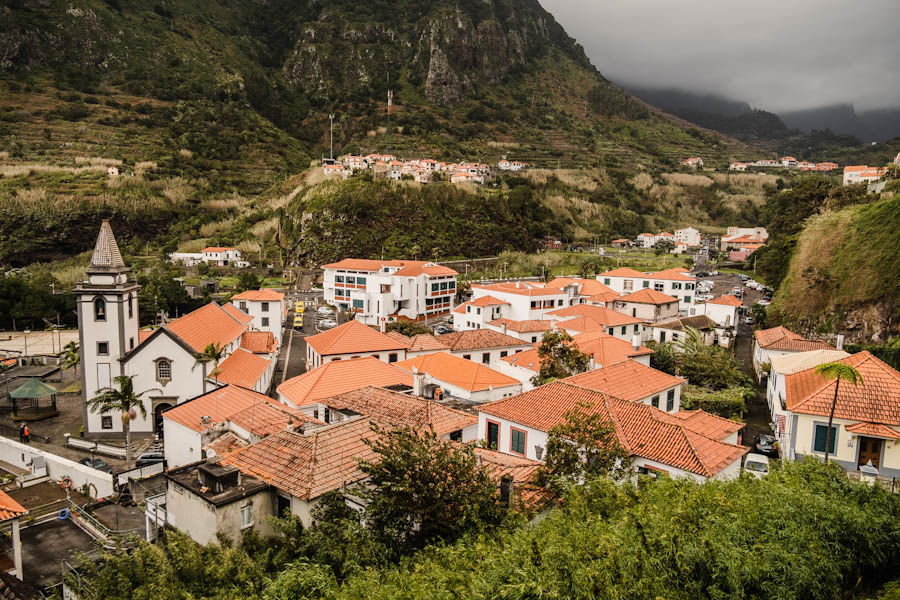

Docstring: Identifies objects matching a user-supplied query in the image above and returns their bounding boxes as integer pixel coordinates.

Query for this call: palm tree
[87,375,159,466]
[814,362,864,464]
[193,343,225,392]
[61,341,80,385]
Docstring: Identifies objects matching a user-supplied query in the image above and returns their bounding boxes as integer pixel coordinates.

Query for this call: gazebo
[9,378,58,420]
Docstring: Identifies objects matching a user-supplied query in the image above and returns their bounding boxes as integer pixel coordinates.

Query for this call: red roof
[469,295,510,307]
[227,401,320,437]
[755,326,833,352]
[479,382,748,477]
[546,278,617,297]
[471,281,563,297]
[556,316,607,333]
[672,410,745,441]
[322,386,476,436]
[548,304,642,326]
[222,303,253,325]
[277,357,412,407]
[437,330,531,352]
[215,349,272,389]
[393,263,458,277]
[202,246,235,253]
[616,289,679,305]
[396,352,520,392]
[563,359,684,402]
[241,331,276,354]
[166,303,248,353]
[706,295,742,307]
[0,490,27,522]
[599,268,647,278]
[138,329,154,344]
[488,318,553,333]
[305,320,409,356]
[232,289,285,302]
[164,384,316,433]
[785,352,900,426]
[222,417,377,501]
[587,291,620,304]
[648,269,696,282]
[503,332,652,372]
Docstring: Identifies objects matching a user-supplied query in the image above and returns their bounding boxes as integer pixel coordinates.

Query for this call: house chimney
[502,322,508,336]
[380,318,386,333]
[632,333,641,352]
[589,356,596,371]
[412,369,424,397]
[836,334,845,351]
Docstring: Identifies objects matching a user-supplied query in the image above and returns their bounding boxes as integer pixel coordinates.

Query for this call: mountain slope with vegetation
[0,0,760,267]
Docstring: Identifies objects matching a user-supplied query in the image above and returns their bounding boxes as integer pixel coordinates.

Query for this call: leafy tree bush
[235,272,262,292]
[679,384,749,418]
[384,320,430,337]
[530,330,591,386]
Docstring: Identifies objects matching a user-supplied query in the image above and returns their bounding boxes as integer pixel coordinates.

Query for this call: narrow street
[733,322,773,446]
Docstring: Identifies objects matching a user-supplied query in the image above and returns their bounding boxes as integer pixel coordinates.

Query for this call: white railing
[115,462,165,487]
[64,434,127,459]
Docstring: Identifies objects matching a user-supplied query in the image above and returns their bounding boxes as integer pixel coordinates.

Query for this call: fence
[114,462,165,488]
[64,434,127,459]
[0,436,113,498]
[0,423,50,444]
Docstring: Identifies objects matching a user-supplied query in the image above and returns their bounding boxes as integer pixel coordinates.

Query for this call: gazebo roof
[10,378,57,399]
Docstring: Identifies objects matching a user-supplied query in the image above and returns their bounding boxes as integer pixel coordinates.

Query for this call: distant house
[729,162,750,171]
[815,162,839,172]
[636,233,656,248]
[843,165,887,186]
[780,156,798,168]
[610,238,631,248]
[680,157,704,168]
[696,294,741,336]
[645,314,719,346]
[674,227,701,247]
[752,326,833,379]
[202,247,245,267]
[107,166,119,177]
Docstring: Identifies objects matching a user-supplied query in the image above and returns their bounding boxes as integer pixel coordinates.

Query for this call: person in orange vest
[22,424,29,444]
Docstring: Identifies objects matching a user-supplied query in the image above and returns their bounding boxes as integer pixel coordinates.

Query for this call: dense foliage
[529,330,592,386]
[680,384,749,418]
[541,403,631,483]
[70,461,900,599]
[0,270,74,329]
[647,327,749,390]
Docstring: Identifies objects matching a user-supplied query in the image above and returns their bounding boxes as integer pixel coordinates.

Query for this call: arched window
[156,359,171,381]
[128,294,134,318]
[94,298,106,321]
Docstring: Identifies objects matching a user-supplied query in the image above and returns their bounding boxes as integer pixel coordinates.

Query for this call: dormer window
[94,298,106,321]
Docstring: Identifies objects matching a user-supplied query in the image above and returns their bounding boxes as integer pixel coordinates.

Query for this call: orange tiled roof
[277,357,412,407]
[471,281,563,297]
[407,334,450,352]
[323,386,476,436]
[202,246,235,253]
[472,446,554,513]
[306,320,409,356]
[785,352,900,426]
[396,352,520,392]
[648,269,696,282]
[221,417,377,500]
[587,291,621,304]
[488,318,553,333]
[503,332,651,372]
[227,401,321,437]
[323,258,404,271]
[137,329,155,344]
[672,410,745,441]
[215,349,272,389]
[755,326,833,352]
[166,302,248,353]
[546,278,616,297]
[556,316,607,333]
[164,384,288,433]
[844,422,900,439]
[437,329,531,352]
[654,315,719,332]
[599,267,647,278]
[232,289,285,301]
[616,289,679,305]
[222,303,253,325]
[479,381,747,477]
[469,295,510,307]
[204,431,248,457]
[393,263,458,277]
[549,304,642,326]
[706,295,742,307]
[0,489,27,522]
[564,359,684,402]
[241,331,277,354]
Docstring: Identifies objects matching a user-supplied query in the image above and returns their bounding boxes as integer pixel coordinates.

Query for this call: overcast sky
[540,0,900,112]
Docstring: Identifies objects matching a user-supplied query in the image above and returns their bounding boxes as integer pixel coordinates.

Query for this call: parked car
[135,451,165,468]
[709,270,719,276]
[79,458,112,473]
[743,453,770,478]
[697,294,714,302]
[756,299,771,306]
[693,271,709,277]
[737,274,750,281]
[753,434,779,458]
[433,325,452,335]
[740,316,754,325]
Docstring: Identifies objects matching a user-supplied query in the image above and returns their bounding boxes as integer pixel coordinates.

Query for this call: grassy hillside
[771,193,900,340]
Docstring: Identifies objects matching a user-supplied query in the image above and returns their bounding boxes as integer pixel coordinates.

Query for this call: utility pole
[329,113,335,160]
[387,89,393,153]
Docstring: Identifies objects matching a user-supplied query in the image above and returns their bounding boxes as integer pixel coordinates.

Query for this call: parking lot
[694,271,772,317]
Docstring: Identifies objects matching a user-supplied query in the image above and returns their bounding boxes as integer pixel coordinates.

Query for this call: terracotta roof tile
[468,295,510,307]
[503,331,652,373]
[204,431,249,457]
[164,384,295,433]
[138,329,154,344]
[564,359,684,402]
[755,326,833,351]
[785,351,900,426]
[0,490,27,522]
[844,422,900,439]
[472,447,555,513]
[437,330,531,352]
[227,401,320,437]
[587,291,620,304]
[546,278,617,297]
[306,320,409,356]
[241,331,277,354]
[706,295,742,307]
[166,303,248,353]
[479,381,747,477]
[232,289,285,301]
[215,349,272,389]
[556,316,607,333]
[277,357,412,407]
[323,386,476,436]
[599,268,647,278]
[488,319,553,333]
[222,417,377,500]
[396,353,521,392]
[548,304,642,326]
[616,289,679,305]
[671,410,745,441]
[648,269,696,282]
[407,334,450,352]
[222,303,253,325]
[654,315,719,331]
[471,282,564,297]
[322,258,406,271]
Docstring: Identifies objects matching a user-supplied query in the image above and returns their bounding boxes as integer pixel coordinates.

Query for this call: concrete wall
[0,437,113,498]
[477,413,549,461]
[163,418,202,468]
[636,384,682,413]
[791,415,900,477]
[236,299,284,346]
[448,346,529,369]
[307,347,406,369]
[612,301,679,323]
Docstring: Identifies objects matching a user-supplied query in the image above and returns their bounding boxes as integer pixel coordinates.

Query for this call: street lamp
[329,114,335,160]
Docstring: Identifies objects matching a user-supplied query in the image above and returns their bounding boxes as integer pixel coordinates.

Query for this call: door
[659,331,666,343]
[857,436,881,469]
[487,422,499,451]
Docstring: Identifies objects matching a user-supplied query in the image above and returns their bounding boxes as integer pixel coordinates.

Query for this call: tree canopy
[531,330,592,386]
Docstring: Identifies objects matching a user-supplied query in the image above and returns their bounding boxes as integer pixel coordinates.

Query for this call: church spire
[89,220,126,271]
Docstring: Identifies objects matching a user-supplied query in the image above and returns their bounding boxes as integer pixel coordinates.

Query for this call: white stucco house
[395,352,522,403]
[232,289,286,347]
[752,326,833,380]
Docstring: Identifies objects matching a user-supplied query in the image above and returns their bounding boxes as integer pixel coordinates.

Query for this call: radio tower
[387,89,393,153]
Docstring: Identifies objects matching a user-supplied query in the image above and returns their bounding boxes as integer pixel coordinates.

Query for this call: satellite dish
[205,449,217,459]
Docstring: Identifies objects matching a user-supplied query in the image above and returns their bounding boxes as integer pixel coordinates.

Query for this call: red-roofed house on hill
[322,258,457,326]
[775,352,900,477]
[477,381,747,481]
[459,281,569,326]
[752,326,833,379]
[201,247,247,267]
[696,294,742,337]
[611,289,680,323]
[597,268,697,312]
[233,289,286,347]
